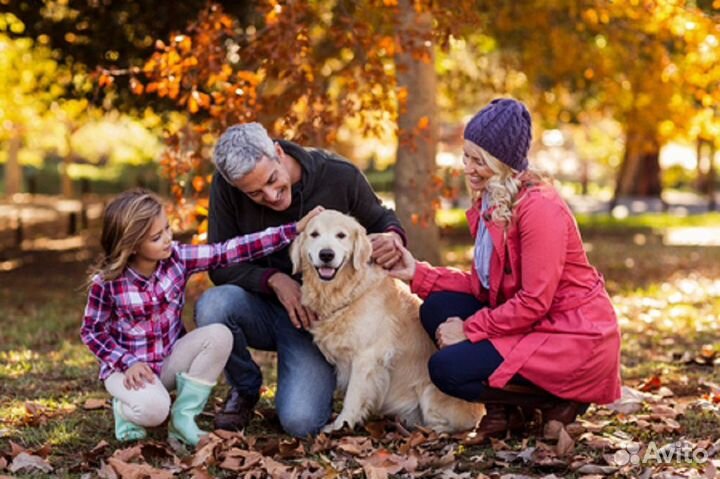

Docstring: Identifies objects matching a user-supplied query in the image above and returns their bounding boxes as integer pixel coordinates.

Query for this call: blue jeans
[420,291,531,402]
[195,284,336,437]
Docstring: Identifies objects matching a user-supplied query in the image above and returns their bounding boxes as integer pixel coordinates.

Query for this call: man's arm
[206,174,281,294]
[349,168,406,243]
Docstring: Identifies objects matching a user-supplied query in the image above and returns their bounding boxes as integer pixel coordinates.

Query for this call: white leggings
[104,323,233,427]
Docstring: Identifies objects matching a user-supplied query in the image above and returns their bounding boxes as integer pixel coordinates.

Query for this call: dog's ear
[290,233,304,275]
[352,226,372,271]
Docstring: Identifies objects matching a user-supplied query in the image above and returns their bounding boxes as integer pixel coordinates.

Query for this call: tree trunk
[695,138,717,211]
[393,0,440,264]
[61,126,74,198]
[706,142,716,211]
[5,126,23,197]
[612,128,663,203]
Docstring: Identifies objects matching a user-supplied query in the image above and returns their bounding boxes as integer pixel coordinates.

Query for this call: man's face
[233,145,293,211]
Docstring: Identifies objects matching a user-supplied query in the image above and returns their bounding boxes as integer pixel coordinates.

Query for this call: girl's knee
[209,324,234,356]
[125,394,171,427]
[199,324,234,354]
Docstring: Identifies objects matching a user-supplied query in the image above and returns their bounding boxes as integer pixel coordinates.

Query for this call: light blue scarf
[473,193,494,289]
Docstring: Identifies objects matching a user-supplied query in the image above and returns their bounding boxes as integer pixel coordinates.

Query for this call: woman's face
[462,144,494,194]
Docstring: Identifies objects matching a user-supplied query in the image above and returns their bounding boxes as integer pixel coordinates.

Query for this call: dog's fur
[290,210,484,433]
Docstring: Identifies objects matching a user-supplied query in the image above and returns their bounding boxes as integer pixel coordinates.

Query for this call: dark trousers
[420,292,531,402]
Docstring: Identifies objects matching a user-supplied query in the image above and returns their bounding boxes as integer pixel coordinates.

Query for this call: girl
[389,98,621,441]
[81,189,322,446]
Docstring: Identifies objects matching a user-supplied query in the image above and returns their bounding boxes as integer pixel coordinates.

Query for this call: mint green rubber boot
[168,373,214,446]
[113,398,147,441]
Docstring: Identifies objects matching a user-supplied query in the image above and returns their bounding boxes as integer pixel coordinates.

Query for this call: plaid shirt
[81,223,297,380]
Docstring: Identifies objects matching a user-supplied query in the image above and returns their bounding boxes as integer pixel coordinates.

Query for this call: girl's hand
[387,242,417,281]
[297,206,325,232]
[436,317,468,348]
[123,362,156,390]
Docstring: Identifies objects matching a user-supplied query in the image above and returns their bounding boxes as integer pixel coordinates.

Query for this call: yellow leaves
[176,34,192,53]
[582,8,599,26]
[188,90,211,113]
[396,86,408,106]
[377,35,396,56]
[236,70,260,86]
[129,77,144,95]
[97,71,113,88]
[191,175,205,192]
[265,1,282,26]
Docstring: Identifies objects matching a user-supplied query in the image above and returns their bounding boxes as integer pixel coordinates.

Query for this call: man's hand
[369,231,403,269]
[123,362,156,390]
[435,317,468,349]
[268,272,318,329]
[387,243,417,282]
[297,206,325,232]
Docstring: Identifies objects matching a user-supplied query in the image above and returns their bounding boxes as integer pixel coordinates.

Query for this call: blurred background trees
[1,0,719,258]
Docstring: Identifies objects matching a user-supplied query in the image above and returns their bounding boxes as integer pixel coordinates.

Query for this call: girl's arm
[180,223,298,276]
[80,280,140,373]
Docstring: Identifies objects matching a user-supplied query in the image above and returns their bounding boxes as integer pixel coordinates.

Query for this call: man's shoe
[214,389,259,431]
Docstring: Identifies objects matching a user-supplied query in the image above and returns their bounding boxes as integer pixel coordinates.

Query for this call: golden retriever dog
[290,210,484,433]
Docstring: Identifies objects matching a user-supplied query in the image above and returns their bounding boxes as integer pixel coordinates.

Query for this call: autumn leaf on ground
[9,452,53,474]
[83,398,107,410]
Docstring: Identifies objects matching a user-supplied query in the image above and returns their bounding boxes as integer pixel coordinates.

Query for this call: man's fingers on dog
[297,306,313,329]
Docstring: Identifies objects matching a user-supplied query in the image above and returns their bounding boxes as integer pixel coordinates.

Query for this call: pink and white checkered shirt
[80,224,297,380]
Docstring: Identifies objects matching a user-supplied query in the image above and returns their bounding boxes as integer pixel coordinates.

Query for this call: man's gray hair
[213,123,278,183]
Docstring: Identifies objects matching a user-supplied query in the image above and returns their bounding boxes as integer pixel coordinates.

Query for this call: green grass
[436,208,720,234]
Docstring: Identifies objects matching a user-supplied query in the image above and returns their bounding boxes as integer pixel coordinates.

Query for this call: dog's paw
[323,416,355,433]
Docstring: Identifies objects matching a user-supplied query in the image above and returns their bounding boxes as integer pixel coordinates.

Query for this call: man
[195,122,406,437]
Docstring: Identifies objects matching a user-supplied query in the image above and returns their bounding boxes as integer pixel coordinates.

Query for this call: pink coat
[411,185,622,404]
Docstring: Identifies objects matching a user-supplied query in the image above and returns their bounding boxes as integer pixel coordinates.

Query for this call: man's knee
[195,285,249,327]
[278,408,328,438]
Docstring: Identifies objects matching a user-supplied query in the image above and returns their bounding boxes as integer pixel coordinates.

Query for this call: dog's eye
[336,232,347,239]
[310,231,319,238]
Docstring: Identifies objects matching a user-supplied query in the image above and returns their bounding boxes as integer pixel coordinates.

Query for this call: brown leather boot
[214,389,259,431]
[496,384,587,426]
[473,403,527,443]
[540,400,585,425]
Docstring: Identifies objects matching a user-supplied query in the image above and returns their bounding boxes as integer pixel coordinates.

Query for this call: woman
[389,98,621,440]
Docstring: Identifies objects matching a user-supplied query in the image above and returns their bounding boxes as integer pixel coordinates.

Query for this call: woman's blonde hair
[89,189,164,282]
[465,140,551,226]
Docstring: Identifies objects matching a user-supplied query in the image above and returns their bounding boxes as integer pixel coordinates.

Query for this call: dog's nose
[319,249,335,263]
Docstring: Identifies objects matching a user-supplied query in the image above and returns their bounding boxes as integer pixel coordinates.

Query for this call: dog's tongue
[319,267,336,279]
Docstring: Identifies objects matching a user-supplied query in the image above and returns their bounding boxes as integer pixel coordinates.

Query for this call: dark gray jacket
[207,140,405,294]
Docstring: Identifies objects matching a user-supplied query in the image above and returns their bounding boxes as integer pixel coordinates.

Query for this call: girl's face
[462,143,494,194]
[134,211,173,264]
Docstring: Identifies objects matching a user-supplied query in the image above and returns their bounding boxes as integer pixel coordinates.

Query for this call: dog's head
[290,210,372,281]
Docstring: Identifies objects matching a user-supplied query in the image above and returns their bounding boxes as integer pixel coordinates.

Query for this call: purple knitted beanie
[463,98,532,171]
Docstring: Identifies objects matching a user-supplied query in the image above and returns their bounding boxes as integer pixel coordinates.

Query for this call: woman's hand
[123,362,156,390]
[297,206,325,232]
[436,317,468,348]
[387,242,417,282]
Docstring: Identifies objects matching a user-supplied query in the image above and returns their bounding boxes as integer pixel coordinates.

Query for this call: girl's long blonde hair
[465,141,551,226]
[88,189,164,282]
